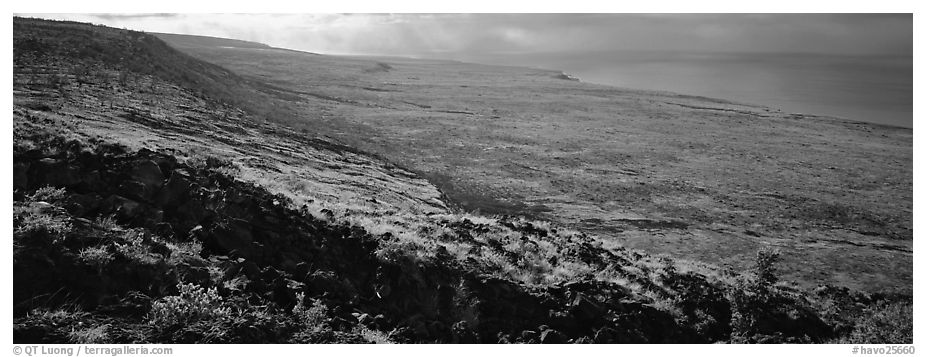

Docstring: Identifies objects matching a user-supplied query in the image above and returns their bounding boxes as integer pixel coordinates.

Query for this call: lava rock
[520,330,538,343]
[451,321,478,343]
[63,192,103,217]
[154,170,194,208]
[13,162,30,190]
[32,158,80,188]
[570,293,606,323]
[210,219,255,257]
[119,180,153,201]
[76,170,106,193]
[102,194,143,221]
[129,160,164,190]
[540,329,568,344]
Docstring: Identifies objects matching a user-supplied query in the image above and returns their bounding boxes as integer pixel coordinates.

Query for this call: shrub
[78,246,114,272]
[729,247,782,341]
[95,214,120,231]
[113,230,159,265]
[292,292,328,331]
[754,248,781,287]
[356,326,394,344]
[28,186,67,203]
[14,202,72,243]
[68,324,110,344]
[844,301,913,344]
[149,282,230,327]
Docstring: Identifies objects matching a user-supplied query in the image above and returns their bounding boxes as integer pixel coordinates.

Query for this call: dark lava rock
[129,160,164,190]
[32,158,81,188]
[63,192,103,217]
[209,219,255,257]
[451,321,478,343]
[242,260,261,280]
[519,330,538,343]
[539,329,568,344]
[102,194,144,221]
[76,170,107,193]
[570,292,606,323]
[13,162,30,190]
[154,170,194,208]
[119,180,153,201]
[594,327,617,343]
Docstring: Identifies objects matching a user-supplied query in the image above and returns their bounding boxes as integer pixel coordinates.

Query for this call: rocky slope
[11,17,912,344]
[156,31,912,294]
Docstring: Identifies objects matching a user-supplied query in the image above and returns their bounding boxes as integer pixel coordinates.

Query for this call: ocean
[452,51,913,128]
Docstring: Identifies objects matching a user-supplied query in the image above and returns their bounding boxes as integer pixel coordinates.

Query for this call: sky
[17,13,914,58]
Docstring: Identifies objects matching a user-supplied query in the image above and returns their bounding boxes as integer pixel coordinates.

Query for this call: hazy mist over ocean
[451,50,913,128]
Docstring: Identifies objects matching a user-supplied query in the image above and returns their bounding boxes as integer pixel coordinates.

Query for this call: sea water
[458,50,913,128]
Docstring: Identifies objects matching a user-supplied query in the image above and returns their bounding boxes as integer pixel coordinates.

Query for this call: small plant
[292,292,328,331]
[164,240,203,265]
[356,326,393,344]
[754,248,781,287]
[68,324,110,344]
[95,214,120,231]
[113,230,158,264]
[78,246,114,273]
[223,275,249,292]
[14,202,72,241]
[13,186,72,243]
[149,282,230,327]
[27,186,68,203]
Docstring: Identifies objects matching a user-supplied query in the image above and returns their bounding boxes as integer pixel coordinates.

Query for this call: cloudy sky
[19,13,913,58]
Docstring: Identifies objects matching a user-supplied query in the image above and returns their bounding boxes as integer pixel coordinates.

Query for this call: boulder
[242,260,262,281]
[260,266,283,284]
[294,262,310,278]
[153,222,175,238]
[176,262,211,286]
[539,328,568,344]
[13,162,30,191]
[451,321,478,343]
[128,160,164,190]
[63,192,103,217]
[355,313,373,325]
[547,310,578,332]
[119,180,153,201]
[102,195,144,221]
[210,219,255,258]
[519,330,538,343]
[570,293,606,323]
[32,158,80,188]
[142,208,164,227]
[138,149,177,174]
[593,327,616,343]
[76,170,106,193]
[174,199,208,234]
[154,170,194,208]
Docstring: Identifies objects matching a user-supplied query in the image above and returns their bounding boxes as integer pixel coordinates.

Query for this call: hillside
[155,32,912,295]
[149,32,274,50]
[12,17,912,344]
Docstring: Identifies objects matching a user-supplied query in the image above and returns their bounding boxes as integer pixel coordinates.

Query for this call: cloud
[89,13,179,20]
[20,13,913,57]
